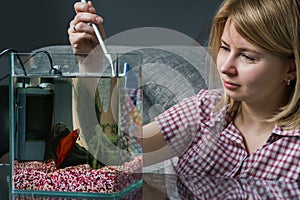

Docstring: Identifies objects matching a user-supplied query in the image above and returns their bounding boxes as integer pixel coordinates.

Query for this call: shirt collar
[273,125,300,137]
[205,105,233,131]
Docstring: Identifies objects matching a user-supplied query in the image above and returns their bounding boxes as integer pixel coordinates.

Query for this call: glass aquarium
[9,51,143,199]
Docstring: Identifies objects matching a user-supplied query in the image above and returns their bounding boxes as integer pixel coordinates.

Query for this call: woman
[68,0,300,181]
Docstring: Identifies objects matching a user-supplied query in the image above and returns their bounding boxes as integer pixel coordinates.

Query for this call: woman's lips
[222,80,240,90]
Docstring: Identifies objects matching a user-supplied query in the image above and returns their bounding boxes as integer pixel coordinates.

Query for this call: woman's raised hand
[68,1,106,54]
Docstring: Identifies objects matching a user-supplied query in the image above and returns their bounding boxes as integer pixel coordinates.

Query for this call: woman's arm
[68,2,175,167]
[142,121,175,166]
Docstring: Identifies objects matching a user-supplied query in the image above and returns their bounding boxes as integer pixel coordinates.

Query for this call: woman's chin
[225,91,243,101]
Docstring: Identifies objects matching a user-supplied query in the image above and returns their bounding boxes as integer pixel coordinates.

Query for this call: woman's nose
[218,55,238,76]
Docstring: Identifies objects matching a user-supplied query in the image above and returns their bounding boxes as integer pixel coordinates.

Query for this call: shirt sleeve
[154,89,222,156]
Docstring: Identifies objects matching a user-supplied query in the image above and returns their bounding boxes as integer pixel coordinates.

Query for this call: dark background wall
[1,0,222,51]
[0,0,222,157]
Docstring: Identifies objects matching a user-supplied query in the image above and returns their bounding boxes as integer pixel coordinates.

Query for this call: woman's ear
[286,60,297,81]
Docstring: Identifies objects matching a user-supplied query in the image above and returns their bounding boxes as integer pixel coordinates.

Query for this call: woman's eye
[242,54,256,61]
[220,45,230,51]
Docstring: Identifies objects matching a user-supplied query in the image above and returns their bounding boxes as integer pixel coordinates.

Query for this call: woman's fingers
[68,1,106,53]
[74,2,96,14]
[72,12,103,29]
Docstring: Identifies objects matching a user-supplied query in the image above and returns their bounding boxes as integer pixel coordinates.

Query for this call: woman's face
[216,20,292,107]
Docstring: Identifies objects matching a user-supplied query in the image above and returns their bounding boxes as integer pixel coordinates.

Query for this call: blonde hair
[208,0,300,128]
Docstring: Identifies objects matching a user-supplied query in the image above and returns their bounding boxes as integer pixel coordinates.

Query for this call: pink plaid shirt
[177,175,300,199]
[155,89,300,181]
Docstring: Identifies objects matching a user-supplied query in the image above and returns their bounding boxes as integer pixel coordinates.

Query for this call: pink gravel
[13,156,142,193]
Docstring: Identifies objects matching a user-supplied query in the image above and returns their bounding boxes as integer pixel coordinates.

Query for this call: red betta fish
[55,128,80,168]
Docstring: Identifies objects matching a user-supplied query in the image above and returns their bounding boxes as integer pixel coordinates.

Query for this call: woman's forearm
[142,121,175,166]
